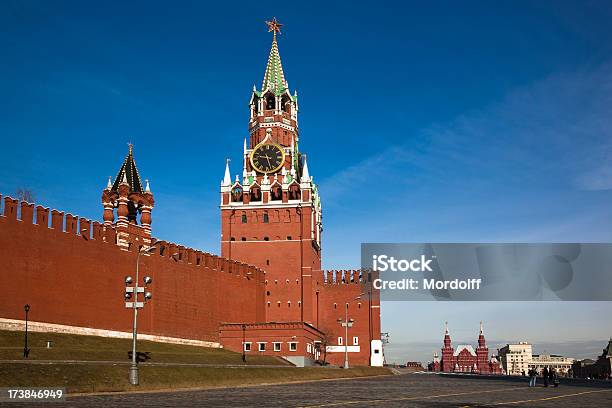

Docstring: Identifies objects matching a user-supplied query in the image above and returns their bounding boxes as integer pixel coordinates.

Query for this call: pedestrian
[543,367,549,387]
[521,369,526,377]
[528,368,537,387]
[550,368,559,387]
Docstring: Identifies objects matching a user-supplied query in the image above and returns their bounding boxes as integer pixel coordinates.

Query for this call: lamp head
[125,276,133,285]
[24,304,30,312]
[124,292,132,300]
[144,292,152,300]
[143,276,152,285]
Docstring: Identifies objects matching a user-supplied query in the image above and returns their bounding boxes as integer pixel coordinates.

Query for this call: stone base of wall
[0,318,220,348]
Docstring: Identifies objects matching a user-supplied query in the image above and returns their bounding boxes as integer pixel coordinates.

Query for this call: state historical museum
[0,20,383,368]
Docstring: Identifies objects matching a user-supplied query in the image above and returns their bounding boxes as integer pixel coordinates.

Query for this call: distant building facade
[529,354,574,375]
[571,338,612,379]
[428,322,502,374]
[498,342,532,375]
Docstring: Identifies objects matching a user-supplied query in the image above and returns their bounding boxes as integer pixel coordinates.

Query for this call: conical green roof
[262,34,288,95]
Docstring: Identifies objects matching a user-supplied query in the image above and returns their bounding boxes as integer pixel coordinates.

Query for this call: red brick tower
[441,321,455,372]
[475,321,490,373]
[101,144,155,249]
[220,19,322,324]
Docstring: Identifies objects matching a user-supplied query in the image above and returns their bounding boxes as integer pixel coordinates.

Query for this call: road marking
[490,388,612,405]
[299,387,519,407]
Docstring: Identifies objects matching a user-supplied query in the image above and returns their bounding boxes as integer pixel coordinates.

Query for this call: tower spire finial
[128,142,133,155]
[266,17,283,38]
[480,320,484,335]
[262,18,287,93]
[222,158,232,187]
[445,321,449,335]
[301,154,310,182]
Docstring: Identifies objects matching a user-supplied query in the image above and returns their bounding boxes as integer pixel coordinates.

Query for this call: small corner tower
[101,144,154,249]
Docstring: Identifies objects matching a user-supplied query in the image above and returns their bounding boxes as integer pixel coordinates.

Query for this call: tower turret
[478,320,486,347]
[441,321,455,372]
[248,17,299,149]
[220,19,322,324]
[443,321,451,347]
[101,144,154,249]
[476,321,490,373]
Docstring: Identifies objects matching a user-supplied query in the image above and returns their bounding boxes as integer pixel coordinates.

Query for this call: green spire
[262,21,288,95]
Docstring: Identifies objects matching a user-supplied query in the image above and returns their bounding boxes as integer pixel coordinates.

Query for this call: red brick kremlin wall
[0,195,266,343]
[313,272,380,366]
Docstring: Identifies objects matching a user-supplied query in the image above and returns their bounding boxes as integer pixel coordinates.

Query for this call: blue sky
[2,0,612,363]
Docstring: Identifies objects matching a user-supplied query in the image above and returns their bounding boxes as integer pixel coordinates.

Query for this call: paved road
[8,373,612,407]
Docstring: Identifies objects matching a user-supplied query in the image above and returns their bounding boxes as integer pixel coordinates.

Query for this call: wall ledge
[0,318,220,348]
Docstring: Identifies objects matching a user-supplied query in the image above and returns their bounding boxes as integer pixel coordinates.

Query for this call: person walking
[550,368,559,387]
[528,368,537,387]
[543,367,549,387]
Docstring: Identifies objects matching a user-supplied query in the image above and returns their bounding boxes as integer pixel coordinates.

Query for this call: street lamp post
[125,241,159,386]
[23,304,30,358]
[242,324,246,363]
[337,304,353,369]
[336,293,365,369]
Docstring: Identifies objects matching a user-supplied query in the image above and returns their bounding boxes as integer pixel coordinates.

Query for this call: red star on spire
[266,17,283,36]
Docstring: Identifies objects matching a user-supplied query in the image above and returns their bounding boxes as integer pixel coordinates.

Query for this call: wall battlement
[0,192,266,343]
[0,194,264,284]
[319,269,367,285]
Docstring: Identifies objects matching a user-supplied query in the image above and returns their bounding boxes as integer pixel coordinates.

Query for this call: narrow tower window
[266,94,275,110]
[281,94,291,113]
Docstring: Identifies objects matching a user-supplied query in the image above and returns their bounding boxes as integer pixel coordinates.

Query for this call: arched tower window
[127,201,140,224]
[271,184,282,201]
[281,94,291,113]
[252,97,259,115]
[231,186,243,202]
[250,185,262,202]
[289,183,301,200]
[263,212,269,223]
[265,94,275,110]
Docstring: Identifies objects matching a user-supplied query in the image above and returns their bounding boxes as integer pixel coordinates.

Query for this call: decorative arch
[288,182,300,200]
[264,92,275,110]
[231,185,243,202]
[270,182,282,201]
[281,93,291,113]
[250,184,262,201]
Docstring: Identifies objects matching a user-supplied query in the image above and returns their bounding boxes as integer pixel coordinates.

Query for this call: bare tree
[16,188,35,203]
[318,327,335,365]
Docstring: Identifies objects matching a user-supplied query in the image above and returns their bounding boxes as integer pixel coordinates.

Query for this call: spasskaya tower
[220,18,323,324]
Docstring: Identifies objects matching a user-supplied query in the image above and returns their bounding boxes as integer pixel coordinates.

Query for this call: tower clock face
[250,143,285,173]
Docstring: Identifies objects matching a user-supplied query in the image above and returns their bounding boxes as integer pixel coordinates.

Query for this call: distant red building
[429,322,502,374]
